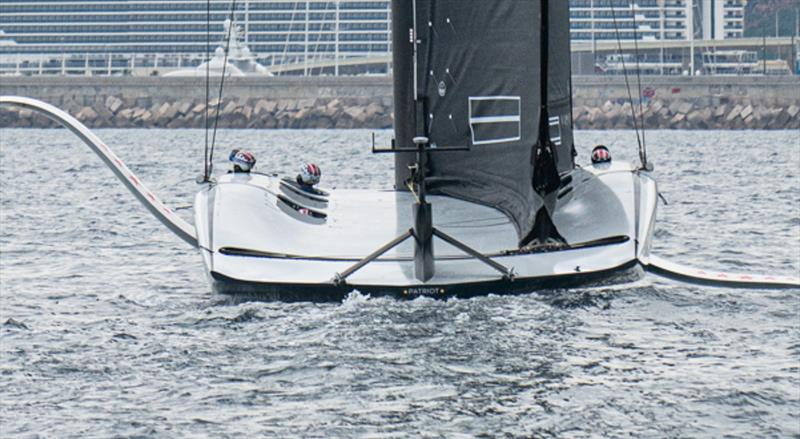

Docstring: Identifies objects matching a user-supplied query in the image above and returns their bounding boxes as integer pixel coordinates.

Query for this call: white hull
[3,96,796,298]
[195,162,659,299]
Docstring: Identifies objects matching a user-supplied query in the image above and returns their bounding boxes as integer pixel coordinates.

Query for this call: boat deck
[206,173,519,258]
[194,163,655,293]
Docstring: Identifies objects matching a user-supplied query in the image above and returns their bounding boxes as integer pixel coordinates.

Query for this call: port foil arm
[0,96,198,247]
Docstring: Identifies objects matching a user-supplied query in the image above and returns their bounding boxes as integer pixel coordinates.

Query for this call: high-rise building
[0,0,750,76]
[569,0,746,42]
[698,0,746,40]
[0,0,391,73]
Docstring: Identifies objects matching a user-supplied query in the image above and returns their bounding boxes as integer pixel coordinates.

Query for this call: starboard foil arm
[0,96,197,247]
[643,255,799,289]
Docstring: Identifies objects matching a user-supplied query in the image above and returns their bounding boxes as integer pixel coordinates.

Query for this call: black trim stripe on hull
[209,260,641,302]
[218,235,631,262]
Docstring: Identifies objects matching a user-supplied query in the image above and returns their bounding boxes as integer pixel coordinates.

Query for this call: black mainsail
[392,0,574,246]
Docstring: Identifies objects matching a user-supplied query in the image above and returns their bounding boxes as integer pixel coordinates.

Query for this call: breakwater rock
[1,96,797,130]
[1,76,798,130]
[572,100,800,130]
[0,96,394,130]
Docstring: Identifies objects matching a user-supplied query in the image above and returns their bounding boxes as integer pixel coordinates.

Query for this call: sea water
[1,129,798,437]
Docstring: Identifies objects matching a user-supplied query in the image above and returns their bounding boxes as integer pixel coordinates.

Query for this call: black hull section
[210,261,641,303]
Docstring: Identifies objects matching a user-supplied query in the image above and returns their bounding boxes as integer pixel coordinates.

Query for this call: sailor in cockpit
[228,149,256,173]
[296,163,322,192]
[591,145,612,165]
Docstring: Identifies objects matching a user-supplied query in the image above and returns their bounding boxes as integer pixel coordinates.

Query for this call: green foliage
[744,0,800,37]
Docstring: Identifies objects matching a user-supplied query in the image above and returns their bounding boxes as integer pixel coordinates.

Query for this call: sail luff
[546,0,576,173]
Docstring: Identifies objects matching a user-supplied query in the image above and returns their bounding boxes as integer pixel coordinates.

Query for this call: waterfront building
[0,0,391,75]
[569,0,746,42]
[0,0,755,76]
[697,0,746,40]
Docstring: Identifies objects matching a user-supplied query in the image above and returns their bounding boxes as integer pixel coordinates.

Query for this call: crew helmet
[298,163,322,186]
[591,145,611,164]
[229,149,256,172]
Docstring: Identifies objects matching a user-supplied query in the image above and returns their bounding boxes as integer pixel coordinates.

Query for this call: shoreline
[1,76,798,130]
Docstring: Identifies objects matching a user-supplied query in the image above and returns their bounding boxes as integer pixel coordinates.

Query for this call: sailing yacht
[1,1,796,301]
[193,0,658,300]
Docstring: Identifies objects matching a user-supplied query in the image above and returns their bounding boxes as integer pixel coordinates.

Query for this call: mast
[523,0,566,247]
[538,0,550,148]
[391,0,432,281]
[391,0,415,185]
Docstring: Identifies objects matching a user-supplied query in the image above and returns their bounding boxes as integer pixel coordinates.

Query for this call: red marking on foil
[114,158,122,166]
[717,273,728,279]
[739,275,753,280]
[100,143,109,151]
[765,276,775,280]
[129,175,140,186]
[146,193,156,202]
[697,270,707,275]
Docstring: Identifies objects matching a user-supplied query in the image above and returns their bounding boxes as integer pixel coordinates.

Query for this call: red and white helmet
[591,145,611,164]
[298,163,321,186]
[230,149,256,172]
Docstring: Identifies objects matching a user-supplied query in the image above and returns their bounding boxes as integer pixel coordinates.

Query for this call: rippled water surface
[1,128,798,437]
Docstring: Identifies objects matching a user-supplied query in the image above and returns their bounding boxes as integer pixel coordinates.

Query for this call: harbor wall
[1,76,798,130]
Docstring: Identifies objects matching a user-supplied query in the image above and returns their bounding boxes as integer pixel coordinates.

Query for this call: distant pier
[1,76,798,130]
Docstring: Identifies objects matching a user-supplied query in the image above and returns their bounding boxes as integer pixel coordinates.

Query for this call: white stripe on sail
[469,115,521,124]
[468,96,521,145]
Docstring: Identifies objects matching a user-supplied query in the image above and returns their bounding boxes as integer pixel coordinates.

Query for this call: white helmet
[298,163,321,186]
[229,149,256,172]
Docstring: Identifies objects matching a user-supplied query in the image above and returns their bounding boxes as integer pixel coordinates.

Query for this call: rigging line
[609,1,644,167]
[306,2,324,76]
[278,1,301,76]
[629,1,647,166]
[308,1,329,76]
[203,0,211,180]
[208,0,238,177]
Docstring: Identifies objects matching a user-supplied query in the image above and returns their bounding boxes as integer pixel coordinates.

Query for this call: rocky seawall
[0,96,394,130]
[1,76,798,130]
[573,100,799,130]
[2,96,797,130]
